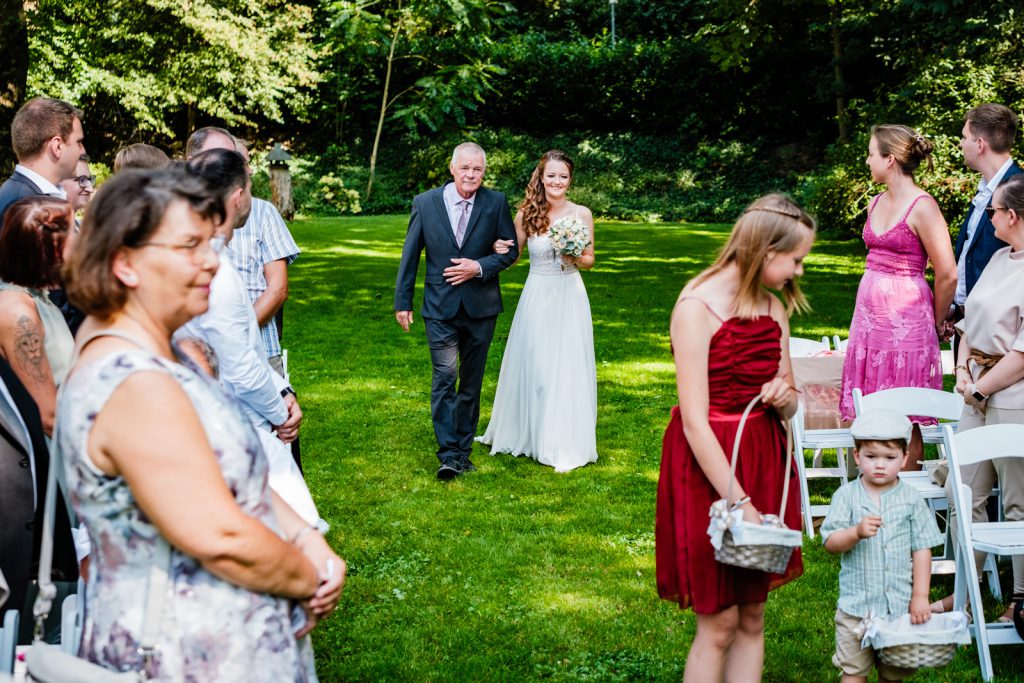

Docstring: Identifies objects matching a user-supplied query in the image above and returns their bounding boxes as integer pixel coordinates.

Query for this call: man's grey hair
[450,142,486,169]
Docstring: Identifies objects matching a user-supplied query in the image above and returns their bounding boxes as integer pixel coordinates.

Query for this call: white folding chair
[791,401,853,536]
[944,423,1024,682]
[0,608,18,675]
[831,335,849,352]
[850,387,1002,590]
[852,386,962,450]
[789,336,830,357]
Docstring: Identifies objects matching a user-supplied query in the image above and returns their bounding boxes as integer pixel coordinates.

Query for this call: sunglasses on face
[984,206,1013,220]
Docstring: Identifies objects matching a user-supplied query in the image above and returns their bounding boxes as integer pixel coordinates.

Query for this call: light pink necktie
[456,200,469,247]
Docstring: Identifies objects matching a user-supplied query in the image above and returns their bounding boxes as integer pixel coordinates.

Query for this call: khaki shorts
[833,609,916,680]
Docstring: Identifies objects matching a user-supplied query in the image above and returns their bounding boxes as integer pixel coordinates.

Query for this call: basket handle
[726,394,795,520]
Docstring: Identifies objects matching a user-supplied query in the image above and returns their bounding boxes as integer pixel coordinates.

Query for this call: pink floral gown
[839,193,942,422]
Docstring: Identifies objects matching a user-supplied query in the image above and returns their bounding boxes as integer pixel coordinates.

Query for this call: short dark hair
[0,197,72,288]
[966,104,1018,154]
[63,168,223,319]
[185,126,234,159]
[186,148,248,200]
[113,143,170,173]
[11,97,83,161]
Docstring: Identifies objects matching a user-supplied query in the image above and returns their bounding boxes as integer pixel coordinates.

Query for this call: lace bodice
[862,193,932,276]
[528,233,577,275]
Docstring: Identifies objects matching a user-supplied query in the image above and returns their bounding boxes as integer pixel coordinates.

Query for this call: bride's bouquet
[549,215,591,259]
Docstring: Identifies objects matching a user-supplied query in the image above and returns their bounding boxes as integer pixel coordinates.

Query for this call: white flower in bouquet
[548,215,590,258]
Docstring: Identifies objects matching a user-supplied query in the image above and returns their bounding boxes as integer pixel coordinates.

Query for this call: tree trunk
[832,1,849,144]
[367,10,401,202]
[0,0,29,173]
[270,167,295,220]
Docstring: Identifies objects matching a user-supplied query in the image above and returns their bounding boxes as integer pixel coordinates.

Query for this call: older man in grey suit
[395,142,519,480]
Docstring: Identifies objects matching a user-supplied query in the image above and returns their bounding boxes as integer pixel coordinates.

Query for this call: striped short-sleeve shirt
[821,477,943,618]
[230,198,299,358]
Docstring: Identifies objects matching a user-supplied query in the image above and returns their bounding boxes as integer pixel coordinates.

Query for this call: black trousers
[423,309,497,464]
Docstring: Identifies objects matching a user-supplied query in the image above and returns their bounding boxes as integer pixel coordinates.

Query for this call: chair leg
[982,554,1002,601]
[838,447,850,484]
[796,448,815,538]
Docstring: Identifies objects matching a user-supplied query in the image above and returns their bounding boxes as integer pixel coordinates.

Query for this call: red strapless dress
[656,315,803,614]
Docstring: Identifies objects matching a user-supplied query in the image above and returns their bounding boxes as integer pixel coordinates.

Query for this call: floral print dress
[57,345,317,682]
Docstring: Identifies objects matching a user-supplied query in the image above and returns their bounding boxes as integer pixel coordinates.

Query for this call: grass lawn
[285,215,1022,681]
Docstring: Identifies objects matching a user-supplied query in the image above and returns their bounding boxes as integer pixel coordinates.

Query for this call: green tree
[0,0,29,172]
[27,0,321,146]
[324,0,506,199]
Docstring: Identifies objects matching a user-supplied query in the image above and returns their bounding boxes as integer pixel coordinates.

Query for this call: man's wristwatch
[281,387,296,398]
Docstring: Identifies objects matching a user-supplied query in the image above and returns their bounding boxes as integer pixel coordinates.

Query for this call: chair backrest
[942,422,1024,468]
[832,335,848,351]
[851,386,963,421]
[789,336,830,357]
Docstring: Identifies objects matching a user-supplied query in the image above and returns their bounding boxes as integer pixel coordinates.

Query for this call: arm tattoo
[14,314,48,385]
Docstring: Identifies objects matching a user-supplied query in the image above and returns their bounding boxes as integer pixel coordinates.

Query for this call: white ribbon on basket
[706,393,803,551]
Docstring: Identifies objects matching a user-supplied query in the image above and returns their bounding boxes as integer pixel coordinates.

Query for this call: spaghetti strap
[900,193,933,222]
[676,296,725,322]
[867,193,883,218]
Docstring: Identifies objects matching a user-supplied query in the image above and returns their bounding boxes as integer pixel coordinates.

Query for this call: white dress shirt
[443,182,475,236]
[177,250,289,427]
[955,157,1015,304]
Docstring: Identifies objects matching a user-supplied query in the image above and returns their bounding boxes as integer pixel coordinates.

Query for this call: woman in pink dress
[840,125,957,465]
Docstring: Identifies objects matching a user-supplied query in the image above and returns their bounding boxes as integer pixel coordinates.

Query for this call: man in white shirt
[0,97,85,228]
[949,104,1021,357]
[179,149,320,526]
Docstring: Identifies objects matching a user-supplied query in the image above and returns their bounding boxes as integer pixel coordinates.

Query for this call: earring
[122,273,138,285]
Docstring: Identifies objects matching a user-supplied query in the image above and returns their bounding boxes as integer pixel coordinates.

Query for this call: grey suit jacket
[0,357,78,617]
[394,183,518,320]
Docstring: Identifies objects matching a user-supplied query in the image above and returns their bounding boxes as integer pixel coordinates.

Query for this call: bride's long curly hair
[520,150,574,236]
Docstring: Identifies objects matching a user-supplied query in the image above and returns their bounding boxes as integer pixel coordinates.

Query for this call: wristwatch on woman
[968,383,988,402]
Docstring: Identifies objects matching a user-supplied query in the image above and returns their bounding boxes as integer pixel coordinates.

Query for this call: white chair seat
[970,521,1024,555]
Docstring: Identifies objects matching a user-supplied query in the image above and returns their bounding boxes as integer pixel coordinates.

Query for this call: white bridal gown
[478,228,598,472]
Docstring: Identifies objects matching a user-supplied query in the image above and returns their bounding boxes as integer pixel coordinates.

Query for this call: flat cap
[851,409,913,443]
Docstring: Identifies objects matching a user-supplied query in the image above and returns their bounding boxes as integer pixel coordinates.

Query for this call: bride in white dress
[477,150,598,472]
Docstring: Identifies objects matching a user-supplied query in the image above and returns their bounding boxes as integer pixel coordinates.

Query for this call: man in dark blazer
[0,356,78,630]
[395,142,519,480]
[949,104,1021,357]
[0,97,87,334]
[0,97,85,228]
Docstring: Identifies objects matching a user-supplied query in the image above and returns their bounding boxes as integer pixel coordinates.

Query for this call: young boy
[821,410,943,683]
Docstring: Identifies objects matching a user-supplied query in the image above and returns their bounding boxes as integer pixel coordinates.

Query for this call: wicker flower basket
[708,394,802,574]
[877,642,957,669]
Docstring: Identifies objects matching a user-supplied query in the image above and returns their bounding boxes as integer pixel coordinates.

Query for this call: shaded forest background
[2,0,1023,233]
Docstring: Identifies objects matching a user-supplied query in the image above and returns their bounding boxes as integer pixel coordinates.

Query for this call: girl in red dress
[656,193,814,681]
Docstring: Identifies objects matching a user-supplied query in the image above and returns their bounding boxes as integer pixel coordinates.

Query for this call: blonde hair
[871,124,934,175]
[691,193,815,318]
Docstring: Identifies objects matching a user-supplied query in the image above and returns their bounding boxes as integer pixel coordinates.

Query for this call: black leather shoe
[436,461,461,481]
[459,456,477,472]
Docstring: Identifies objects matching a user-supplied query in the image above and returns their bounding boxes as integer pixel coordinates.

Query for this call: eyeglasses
[984,206,1009,219]
[72,175,96,189]
[138,235,225,263]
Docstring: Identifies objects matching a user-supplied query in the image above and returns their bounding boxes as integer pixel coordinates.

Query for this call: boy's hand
[856,515,882,539]
[909,595,932,624]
